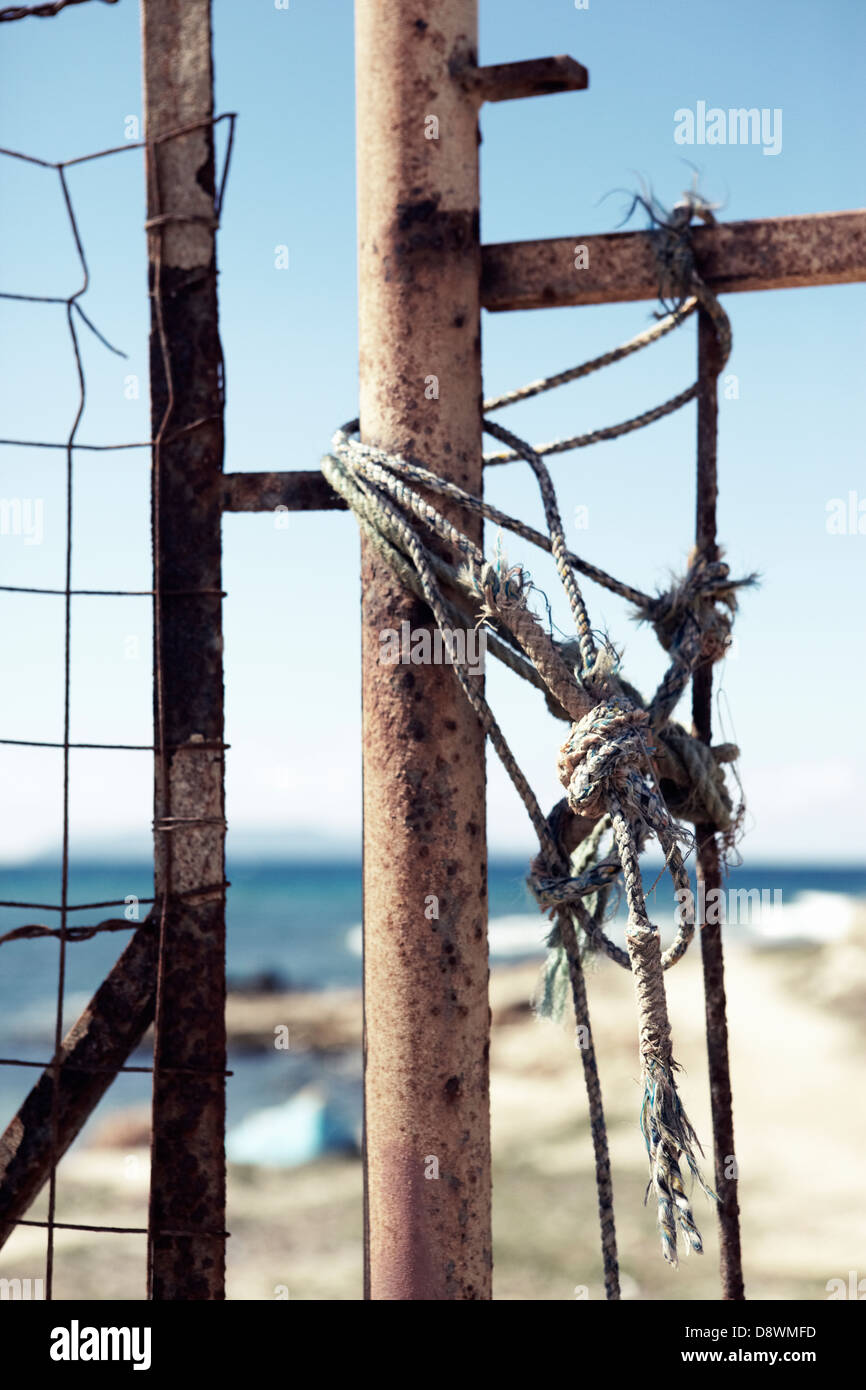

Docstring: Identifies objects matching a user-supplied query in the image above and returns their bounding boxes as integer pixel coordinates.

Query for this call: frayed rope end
[639,1057,717,1266]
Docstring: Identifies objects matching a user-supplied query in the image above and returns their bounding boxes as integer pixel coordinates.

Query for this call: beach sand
[2,919,864,1301]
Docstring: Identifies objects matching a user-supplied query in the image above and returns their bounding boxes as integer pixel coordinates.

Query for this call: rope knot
[657,726,740,833]
[636,183,733,367]
[650,188,718,313]
[558,697,652,821]
[469,555,528,621]
[647,555,738,669]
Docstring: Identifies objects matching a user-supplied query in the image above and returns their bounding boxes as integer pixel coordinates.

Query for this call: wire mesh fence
[0,110,236,1299]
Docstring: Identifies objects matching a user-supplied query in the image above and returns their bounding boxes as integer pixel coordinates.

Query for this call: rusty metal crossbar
[482,209,866,310]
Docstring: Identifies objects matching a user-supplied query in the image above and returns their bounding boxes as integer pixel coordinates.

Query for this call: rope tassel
[627,927,716,1265]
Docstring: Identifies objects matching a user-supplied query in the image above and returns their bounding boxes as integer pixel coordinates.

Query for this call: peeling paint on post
[355,0,492,1299]
[142,0,227,1301]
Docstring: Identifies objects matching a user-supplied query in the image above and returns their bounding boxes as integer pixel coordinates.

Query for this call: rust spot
[394,199,479,258]
[444,1076,461,1103]
[397,197,438,229]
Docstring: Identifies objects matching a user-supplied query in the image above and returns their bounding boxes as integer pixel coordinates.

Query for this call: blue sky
[1,0,864,863]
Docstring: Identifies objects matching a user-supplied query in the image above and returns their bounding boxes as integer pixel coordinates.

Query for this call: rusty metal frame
[0,89,232,1306]
[141,0,228,1301]
[0,925,158,1251]
[2,0,865,1305]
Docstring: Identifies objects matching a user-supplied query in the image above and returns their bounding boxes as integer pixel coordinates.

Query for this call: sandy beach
[2,917,864,1302]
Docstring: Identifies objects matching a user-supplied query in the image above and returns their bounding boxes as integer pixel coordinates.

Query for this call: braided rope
[483,298,697,411]
[331,427,653,608]
[484,383,700,465]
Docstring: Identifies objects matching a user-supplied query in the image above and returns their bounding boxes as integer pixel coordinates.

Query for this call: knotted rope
[325,193,752,1286]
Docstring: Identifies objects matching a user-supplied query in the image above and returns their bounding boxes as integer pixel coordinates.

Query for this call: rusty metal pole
[355,0,491,1300]
[142,0,228,1300]
[694,308,745,1299]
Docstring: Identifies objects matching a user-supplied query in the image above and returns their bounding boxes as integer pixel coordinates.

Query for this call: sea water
[0,857,863,1152]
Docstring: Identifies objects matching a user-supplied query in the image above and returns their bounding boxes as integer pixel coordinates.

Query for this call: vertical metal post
[355,0,492,1299]
[142,0,227,1300]
[694,308,745,1300]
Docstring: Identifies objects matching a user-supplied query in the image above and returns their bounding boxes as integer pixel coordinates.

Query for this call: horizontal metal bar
[465,55,588,103]
[481,209,866,311]
[223,469,345,512]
